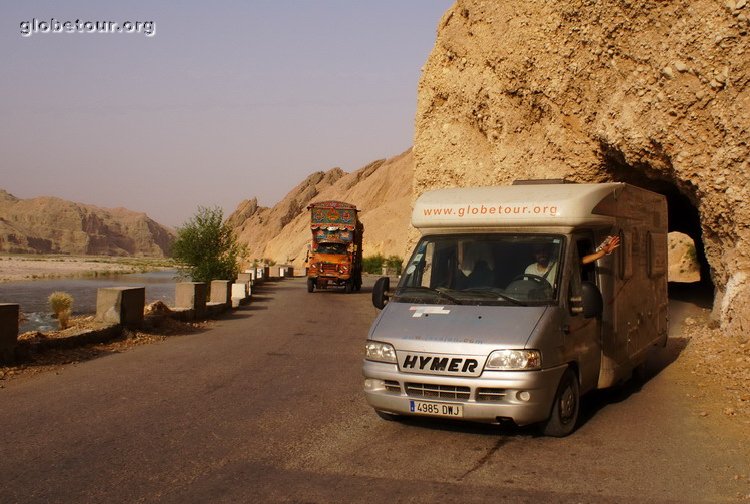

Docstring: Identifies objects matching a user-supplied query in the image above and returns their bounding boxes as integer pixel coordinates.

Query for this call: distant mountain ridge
[0,189,174,257]
[227,149,414,271]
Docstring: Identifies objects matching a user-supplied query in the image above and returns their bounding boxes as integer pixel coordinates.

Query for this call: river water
[0,270,179,333]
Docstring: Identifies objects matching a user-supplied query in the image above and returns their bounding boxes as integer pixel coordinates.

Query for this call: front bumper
[362,360,567,426]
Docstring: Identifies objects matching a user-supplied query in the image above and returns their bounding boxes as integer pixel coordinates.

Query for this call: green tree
[171,206,246,283]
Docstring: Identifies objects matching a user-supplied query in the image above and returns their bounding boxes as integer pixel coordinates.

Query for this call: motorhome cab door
[562,232,602,394]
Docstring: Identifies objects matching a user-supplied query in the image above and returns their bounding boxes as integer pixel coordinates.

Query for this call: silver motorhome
[363,182,668,436]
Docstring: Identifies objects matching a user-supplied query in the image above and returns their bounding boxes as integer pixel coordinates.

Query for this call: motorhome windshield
[396,234,564,306]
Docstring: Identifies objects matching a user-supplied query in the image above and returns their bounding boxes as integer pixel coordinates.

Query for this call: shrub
[49,291,73,329]
[385,256,404,276]
[171,206,247,283]
[362,255,403,275]
[362,254,385,274]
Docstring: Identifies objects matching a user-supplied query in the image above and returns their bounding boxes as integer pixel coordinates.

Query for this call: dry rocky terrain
[0,189,174,257]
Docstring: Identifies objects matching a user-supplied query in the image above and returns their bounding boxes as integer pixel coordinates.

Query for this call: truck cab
[363,182,668,436]
[306,201,363,293]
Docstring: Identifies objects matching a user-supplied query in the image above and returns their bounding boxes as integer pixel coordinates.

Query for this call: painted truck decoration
[306,200,363,294]
[364,181,668,437]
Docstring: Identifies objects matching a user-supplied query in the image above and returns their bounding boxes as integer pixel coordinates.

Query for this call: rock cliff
[415,0,749,336]
[0,189,174,257]
[228,149,414,271]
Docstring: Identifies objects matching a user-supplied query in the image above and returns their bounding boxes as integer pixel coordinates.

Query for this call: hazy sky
[1,1,453,227]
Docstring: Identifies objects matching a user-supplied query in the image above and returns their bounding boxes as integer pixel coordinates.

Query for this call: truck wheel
[307,278,315,293]
[344,280,353,294]
[541,367,580,437]
[355,275,362,291]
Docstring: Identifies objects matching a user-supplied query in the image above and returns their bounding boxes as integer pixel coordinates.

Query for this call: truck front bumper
[362,360,567,426]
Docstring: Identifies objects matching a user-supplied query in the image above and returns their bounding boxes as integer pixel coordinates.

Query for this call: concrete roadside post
[95,287,145,327]
[210,280,232,308]
[175,282,207,320]
[231,282,248,308]
[207,280,231,317]
[237,272,252,297]
[0,304,19,363]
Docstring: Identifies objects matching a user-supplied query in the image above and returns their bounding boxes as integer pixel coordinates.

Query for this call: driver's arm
[582,235,620,265]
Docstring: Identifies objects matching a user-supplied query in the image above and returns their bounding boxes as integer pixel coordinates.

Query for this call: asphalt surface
[0,277,748,503]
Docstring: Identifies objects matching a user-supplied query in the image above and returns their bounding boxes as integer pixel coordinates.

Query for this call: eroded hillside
[228,150,414,271]
[0,189,173,257]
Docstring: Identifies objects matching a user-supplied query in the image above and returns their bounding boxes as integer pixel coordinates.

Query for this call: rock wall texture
[228,150,414,272]
[414,0,750,336]
[0,189,174,257]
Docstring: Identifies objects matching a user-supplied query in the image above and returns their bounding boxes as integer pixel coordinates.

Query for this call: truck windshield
[395,234,564,306]
[316,243,348,254]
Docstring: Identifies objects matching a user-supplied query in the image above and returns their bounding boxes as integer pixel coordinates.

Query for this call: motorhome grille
[405,383,470,400]
[384,380,401,393]
[476,388,508,401]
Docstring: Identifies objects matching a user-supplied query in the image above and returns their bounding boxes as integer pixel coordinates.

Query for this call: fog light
[517,391,531,402]
[364,379,381,390]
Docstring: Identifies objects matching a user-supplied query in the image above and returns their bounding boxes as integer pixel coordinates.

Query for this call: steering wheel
[510,273,551,286]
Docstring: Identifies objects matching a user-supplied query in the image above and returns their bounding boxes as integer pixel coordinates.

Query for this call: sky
[1,1,454,227]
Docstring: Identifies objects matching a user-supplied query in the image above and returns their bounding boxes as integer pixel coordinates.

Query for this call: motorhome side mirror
[372,277,390,309]
[581,281,603,319]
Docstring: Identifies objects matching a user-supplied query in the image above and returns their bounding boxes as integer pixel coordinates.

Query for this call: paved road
[0,277,747,503]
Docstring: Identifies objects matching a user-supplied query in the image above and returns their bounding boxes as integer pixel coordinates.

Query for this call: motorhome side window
[396,234,564,306]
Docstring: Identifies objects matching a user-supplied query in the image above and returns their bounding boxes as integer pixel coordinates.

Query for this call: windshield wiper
[396,286,463,305]
[461,288,527,306]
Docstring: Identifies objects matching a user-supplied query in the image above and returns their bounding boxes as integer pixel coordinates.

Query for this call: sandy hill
[0,189,174,257]
[227,149,414,271]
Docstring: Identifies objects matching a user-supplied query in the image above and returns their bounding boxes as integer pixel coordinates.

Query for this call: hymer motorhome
[364,182,668,436]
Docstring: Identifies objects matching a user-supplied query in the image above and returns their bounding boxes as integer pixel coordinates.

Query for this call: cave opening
[599,148,714,310]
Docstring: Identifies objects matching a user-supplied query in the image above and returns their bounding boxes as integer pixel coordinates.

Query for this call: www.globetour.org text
[422,204,560,218]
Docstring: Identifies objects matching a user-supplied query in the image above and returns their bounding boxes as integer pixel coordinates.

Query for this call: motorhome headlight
[486,350,541,370]
[365,341,397,363]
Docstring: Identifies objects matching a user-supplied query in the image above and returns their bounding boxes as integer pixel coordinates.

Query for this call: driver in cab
[524,236,621,286]
[525,243,558,284]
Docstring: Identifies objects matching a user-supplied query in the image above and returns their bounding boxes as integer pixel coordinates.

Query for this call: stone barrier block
[231,283,248,308]
[175,282,207,319]
[210,280,232,307]
[0,304,19,362]
[237,273,252,284]
[95,287,145,327]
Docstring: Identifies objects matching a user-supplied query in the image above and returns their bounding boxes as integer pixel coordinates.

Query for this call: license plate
[409,400,464,418]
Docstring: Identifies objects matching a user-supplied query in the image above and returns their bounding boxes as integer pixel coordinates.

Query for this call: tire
[307,278,315,293]
[541,367,580,437]
[344,280,353,294]
[375,410,400,422]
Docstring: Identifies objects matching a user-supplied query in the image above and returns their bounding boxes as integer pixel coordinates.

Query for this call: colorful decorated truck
[306,201,363,293]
